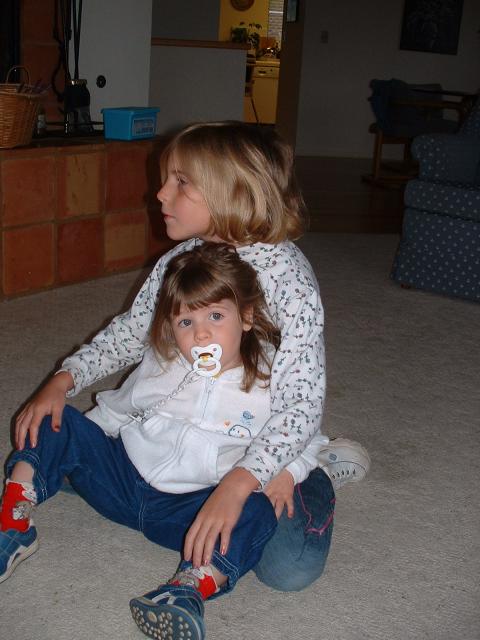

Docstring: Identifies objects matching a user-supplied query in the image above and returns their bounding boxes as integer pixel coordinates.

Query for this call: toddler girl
[4,243,327,640]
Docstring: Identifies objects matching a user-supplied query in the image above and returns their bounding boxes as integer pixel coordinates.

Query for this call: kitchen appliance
[252,61,280,124]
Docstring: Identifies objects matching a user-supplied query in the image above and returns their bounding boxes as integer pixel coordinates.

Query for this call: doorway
[274,0,304,148]
[218,0,302,145]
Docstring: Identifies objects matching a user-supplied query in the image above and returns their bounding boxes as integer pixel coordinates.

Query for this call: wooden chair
[366,125,413,185]
[363,79,466,188]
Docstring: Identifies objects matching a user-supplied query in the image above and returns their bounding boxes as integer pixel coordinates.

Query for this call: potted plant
[230,22,262,52]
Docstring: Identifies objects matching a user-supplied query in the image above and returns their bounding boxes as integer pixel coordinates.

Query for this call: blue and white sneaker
[0,525,39,583]
[130,583,205,640]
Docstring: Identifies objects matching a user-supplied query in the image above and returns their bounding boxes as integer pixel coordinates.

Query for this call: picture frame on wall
[286,0,299,23]
[399,0,464,55]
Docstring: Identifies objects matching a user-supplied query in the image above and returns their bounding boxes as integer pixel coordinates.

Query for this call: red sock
[0,481,36,532]
[170,565,219,600]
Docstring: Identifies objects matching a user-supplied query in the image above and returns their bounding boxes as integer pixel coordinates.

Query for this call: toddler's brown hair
[151,242,280,391]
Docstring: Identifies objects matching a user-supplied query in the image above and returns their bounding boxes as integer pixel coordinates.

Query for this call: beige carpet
[1,233,479,640]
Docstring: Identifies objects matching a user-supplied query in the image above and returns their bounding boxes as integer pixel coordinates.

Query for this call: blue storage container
[102,107,159,140]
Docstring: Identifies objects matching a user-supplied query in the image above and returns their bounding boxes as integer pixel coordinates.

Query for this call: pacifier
[191,344,223,377]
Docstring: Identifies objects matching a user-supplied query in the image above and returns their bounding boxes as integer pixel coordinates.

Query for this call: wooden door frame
[275,0,306,150]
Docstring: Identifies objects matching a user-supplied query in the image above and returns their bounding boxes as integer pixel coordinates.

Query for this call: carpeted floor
[1,233,479,640]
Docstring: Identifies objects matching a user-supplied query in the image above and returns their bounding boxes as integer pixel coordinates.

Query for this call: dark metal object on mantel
[51,0,96,134]
[64,78,93,132]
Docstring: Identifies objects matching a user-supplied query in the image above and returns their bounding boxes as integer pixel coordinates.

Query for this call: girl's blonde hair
[160,121,307,244]
[150,242,281,392]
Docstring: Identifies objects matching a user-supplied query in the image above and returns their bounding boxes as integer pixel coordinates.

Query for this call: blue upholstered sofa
[391,99,480,302]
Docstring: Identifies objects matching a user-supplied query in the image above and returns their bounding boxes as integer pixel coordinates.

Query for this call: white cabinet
[150,43,246,133]
[252,62,280,124]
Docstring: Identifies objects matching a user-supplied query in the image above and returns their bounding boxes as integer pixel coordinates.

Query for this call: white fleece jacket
[63,240,328,487]
[85,348,324,493]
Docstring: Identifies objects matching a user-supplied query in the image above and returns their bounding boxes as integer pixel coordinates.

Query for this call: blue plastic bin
[102,107,159,140]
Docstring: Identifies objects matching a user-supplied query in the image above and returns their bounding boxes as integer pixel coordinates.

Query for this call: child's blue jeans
[254,467,335,591]
[7,405,334,593]
[6,406,277,594]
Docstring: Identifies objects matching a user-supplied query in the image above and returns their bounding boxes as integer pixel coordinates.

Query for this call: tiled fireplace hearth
[0,137,174,298]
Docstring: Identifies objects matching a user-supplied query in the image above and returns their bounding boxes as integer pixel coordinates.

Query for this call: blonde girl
[7,122,369,638]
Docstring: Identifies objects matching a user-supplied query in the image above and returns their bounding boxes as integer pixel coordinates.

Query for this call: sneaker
[130,583,205,640]
[318,438,371,489]
[0,525,39,584]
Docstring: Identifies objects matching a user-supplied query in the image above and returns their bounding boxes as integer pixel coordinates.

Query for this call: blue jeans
[6,406,277,594]
[7,406,334,594]
[254,467,335,591]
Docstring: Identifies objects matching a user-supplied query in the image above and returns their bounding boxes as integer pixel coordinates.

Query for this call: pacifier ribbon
[191,343,222,377]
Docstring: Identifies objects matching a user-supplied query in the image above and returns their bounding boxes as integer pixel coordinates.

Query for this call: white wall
[149,45,246,134]
[76,0,480,157]
[218,0,269,41]
[78,0,242,133]
[295,0,480,157]
[152,1,220,40]
[75,0,152,121]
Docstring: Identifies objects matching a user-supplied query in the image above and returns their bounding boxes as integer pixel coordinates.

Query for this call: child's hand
[15,371,74,450]
[263,468,295,520]
[184,467,259,568]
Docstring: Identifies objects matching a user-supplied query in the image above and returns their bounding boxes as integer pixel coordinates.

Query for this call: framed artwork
[286,0,299,23]
[399,0,464,55]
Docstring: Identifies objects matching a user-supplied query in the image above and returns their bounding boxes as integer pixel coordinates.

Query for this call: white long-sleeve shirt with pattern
[61,239,328,487]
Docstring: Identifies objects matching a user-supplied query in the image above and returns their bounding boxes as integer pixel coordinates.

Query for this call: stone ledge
[0,136,174,298]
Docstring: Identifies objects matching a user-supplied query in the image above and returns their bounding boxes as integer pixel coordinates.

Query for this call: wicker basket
[0,67,44,149]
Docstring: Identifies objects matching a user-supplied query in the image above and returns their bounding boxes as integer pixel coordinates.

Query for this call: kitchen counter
[151,38,248,50]
[255,58,280,67]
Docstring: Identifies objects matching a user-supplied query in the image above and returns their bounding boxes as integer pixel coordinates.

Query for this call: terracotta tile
[105,210,146,272]
[106,145,149,211]
[57,142,105,155]
[2,224,54,296]
[146,207,176,264]
[21,43,59,92]
[146,144,164,209]
[58,152,105,218]
[2,156,55,226]
[58,218,104,284]
[0,146,55,161]
[21,0,56,43]
[20,0,66,113]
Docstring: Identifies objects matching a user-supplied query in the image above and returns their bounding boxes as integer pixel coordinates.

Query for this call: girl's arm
[15,370,74,450]
[60,240,194,395]
[14,241,193,443]
[263,431,327,518]
[284,430,327,485]
[234,247,328,487]
[186,429,326,560]
[184,467,260,568]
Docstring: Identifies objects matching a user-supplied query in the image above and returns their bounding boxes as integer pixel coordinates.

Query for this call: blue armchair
[364,78,463,186]
[391,99,480,302]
